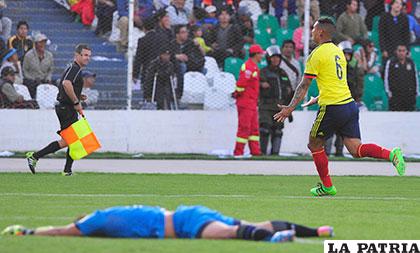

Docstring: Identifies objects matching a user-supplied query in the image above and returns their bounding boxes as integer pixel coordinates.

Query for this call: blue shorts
[310,101,361,140]
[173,205,240,238]
[75,205,165,238]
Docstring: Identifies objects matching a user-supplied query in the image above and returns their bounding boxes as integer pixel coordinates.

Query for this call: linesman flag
[60,117,101,160]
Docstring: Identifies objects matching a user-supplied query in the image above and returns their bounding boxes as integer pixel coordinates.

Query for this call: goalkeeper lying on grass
[2,204,333,243]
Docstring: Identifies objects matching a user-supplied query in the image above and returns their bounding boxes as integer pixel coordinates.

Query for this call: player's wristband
[73,101,80,106]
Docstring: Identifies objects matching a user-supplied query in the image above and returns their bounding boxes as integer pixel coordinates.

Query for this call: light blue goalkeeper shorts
[173,205,240,238]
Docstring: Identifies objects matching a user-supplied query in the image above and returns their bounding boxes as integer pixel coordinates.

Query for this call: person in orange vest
[232,44,265,158]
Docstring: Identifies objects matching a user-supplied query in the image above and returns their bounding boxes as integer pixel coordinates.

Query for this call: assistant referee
[26,44,92,176]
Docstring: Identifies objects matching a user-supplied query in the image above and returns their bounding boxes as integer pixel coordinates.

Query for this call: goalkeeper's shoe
[1,225,32,236]
[270,230,295,243]
[390,147,406,176]
[310,183,337,197]
[26,152,37,174]
[317,226,334,237]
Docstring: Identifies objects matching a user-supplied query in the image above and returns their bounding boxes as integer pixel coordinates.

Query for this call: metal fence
[0,0,419,111]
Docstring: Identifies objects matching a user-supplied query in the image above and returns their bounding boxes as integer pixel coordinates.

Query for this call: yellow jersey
[304,42,353,106]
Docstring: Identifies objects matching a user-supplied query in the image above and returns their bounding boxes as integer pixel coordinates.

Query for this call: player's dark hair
[316,17,336,36]
[17,21,29,30]
[250,52,257,57]
[174,24,188,35]
[317,17,335,26]
[75,44,91,54]
[282,39,296,49]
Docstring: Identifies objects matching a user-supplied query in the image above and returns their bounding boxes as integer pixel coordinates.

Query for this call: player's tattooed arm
[274,77,312,122]
[288,77,312,109]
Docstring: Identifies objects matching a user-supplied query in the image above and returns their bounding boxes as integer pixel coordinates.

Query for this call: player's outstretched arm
[2,223,82,237]
[34,224,82,236]
[274,77,312,122]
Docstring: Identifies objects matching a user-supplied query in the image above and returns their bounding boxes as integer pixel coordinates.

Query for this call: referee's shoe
[25,152,37,174]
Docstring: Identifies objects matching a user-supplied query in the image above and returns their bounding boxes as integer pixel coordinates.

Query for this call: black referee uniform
[56,61,84,131]
[26,43,92,176]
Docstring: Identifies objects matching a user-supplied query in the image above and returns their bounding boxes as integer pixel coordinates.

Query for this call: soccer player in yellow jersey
[274,18,406,197]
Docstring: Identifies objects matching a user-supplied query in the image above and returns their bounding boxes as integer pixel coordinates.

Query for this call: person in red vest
[232,44,265,158]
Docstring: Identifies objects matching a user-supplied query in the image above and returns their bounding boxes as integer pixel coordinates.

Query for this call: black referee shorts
[55,104,79,135]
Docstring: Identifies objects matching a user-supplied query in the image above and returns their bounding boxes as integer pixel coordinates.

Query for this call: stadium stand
[2,0,419,111]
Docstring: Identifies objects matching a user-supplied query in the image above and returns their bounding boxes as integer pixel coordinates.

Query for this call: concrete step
[6,1,61,9]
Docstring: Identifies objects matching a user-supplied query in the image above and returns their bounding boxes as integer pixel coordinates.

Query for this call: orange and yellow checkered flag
[60,117,101,160]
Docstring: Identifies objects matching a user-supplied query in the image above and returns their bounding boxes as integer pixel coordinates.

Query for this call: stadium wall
[0,110,418,154]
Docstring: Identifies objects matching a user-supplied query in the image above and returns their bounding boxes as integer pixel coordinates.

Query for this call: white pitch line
[282,196,420,201]
[0,193,250,198]
[295,238,324,245]
[1,192,419,201]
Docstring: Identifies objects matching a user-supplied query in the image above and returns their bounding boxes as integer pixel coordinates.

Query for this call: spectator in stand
[117,0,142,52]
[293,14,313,59]
[236,7,255,45]
[166,0,190,26]
[204,7,244,67]
[279,40,301,90]
[0,48,23,85]
[191,25,212,55]
[335,0,368,44]
[354,39,381,75]
[296,0,319,21]
[70,0,95,26]
[197,5,218,32]
[273,0,297,27]
[170,25,205,99]
[385,0,412,13]
[0,66,38,109]
[0,0,12,40]
[379,0,410,61]
[22,33,54,99]
[155,9,174,49]
[95,0,117,37]
[133,17,158,83]
[7,21,33,62]
[81,70,99,109]
[402,2,420,43]
[143,45,176,110]
[384,44,419,111]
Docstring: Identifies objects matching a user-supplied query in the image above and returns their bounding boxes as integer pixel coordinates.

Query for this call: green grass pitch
[1,173,419,253]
